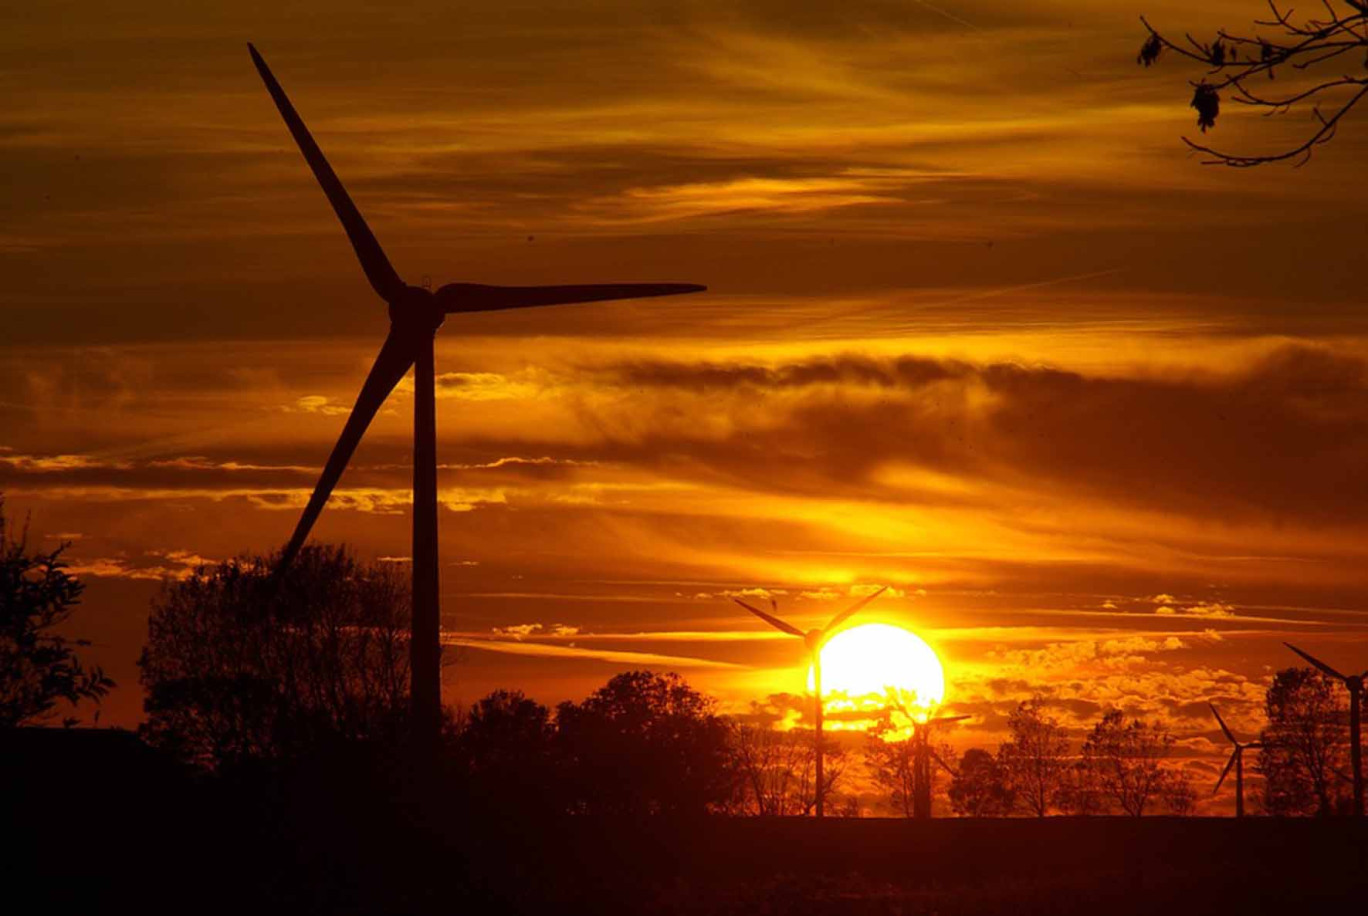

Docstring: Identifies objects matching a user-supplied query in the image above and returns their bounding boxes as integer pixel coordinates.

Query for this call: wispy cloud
[445,636,744,669]
[65,549,214,581]
[0,453,130,472]
[280,395,351,416]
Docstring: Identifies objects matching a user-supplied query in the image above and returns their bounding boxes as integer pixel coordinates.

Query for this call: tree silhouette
[1163,769,1198,816]
[727,693,851,816]
[456,689,557,811]
[864,712,957,818]
[1259,666,1351,816]
[864,731,919,818]
[555,670,735,815]
[997,698,1070,816]
[730,720,820,816]
[1138,2,1368,165]
[138,545,411,770]
[1079,710,1179,817]
[0,498,113,727]
[1057,758,1109,816]
[949,748,1014,817]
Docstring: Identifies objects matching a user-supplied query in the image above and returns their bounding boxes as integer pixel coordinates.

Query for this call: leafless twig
[1139,1,1368,165]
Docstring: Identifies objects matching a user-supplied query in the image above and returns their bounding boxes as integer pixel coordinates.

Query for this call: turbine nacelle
[387,285,445,336]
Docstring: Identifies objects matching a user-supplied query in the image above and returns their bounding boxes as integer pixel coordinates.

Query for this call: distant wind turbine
[911,713,969,819]
[732,586,887,817]
[886,693,967,819]
[247,43,705,751]
[1284,642,1366,817]
[1209,703,1261,818]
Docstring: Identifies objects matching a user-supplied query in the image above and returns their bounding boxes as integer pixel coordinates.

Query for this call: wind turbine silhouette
[732,586,887,817]
[885,692,966,819]
[1209,703,1261,818]
[247,44,705,750]
[1284,642,1366,817]
[910,712,968,819]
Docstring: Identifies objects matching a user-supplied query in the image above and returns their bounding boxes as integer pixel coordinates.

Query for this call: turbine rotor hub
[388,285,445,337]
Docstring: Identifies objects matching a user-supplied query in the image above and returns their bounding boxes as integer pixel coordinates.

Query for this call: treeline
[940,699,1193,817]
[3,514,1361,818]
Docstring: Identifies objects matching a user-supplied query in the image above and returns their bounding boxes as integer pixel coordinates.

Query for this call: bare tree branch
[1139,2,1368,165]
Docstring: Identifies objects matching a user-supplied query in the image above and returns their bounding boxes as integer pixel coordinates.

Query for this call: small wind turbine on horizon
[911,713,968,819]
[1284,642,1366,817]
[1209,703,1261,818]
[732,586,887,818]
[246,43,705,751]
[887,693,967,819]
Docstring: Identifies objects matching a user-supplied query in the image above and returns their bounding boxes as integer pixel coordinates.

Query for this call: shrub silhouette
[555,670,735,815]
[0,497,112,727]
[139,544,410,770]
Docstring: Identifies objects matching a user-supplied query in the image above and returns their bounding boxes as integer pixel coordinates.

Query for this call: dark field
[10,731,1368,915]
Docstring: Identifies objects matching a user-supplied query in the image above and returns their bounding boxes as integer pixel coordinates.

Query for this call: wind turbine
[885,693,966,819]
[1284,642,1366,817]
[1209,703,1261,818]
[247,44,705,751]
[911,713,969,819]
[732,586,887,817]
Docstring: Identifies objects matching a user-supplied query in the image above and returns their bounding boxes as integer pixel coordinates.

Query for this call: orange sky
[5,0,1368,811]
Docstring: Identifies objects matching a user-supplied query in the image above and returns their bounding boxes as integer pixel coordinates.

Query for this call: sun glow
[809,623,946,737]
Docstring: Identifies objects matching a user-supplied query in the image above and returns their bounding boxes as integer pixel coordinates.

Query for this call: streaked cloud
[281,395,352,416]
[445,636,745,669]
[0,453,130,472]
[66,549,213,582]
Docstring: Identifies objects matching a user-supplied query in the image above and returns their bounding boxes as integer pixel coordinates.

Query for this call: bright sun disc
[810,623,945,723]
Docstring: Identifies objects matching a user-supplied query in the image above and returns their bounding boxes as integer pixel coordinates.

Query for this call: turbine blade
[930,749,959,777]
[823,585,888,634]
[435,282,705,314]
[732,597,804,637]
[1214,749,1238,795]
[279,330,415,566]
[1284,642,1347,681]
[248,43,404,303]
[1209,703,1237,745]
[887,695,911,720]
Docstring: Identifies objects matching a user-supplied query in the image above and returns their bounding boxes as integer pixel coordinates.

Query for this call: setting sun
[811,623,946,731]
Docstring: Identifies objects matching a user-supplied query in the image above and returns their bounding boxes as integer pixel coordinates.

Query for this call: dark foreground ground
[10,730,1368,915]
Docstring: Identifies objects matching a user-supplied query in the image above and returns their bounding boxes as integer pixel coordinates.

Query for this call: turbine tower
[910,712,969,819]
[886,694,966,819]
[1209,703,1261,818]
[732,586,887,817]
[1284,642,1366,817]
[248,44,705,752]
